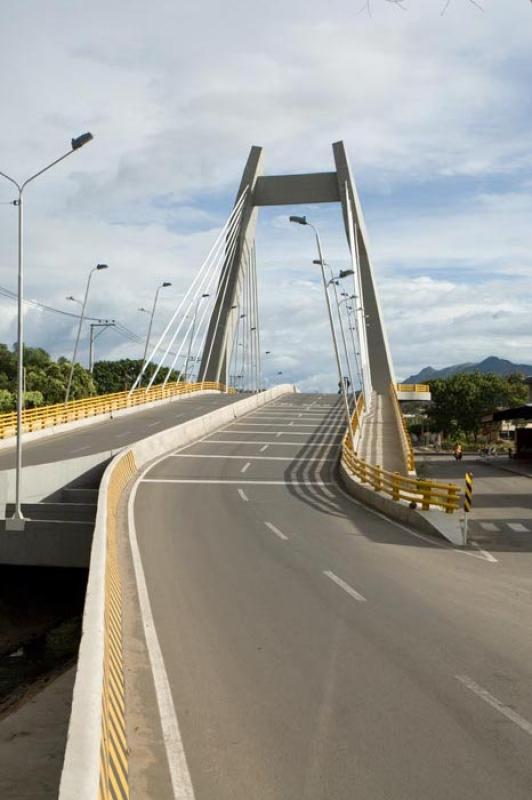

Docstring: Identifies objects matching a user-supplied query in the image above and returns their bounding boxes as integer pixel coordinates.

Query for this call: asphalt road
[421,454,532,559]
[0,392,242,470]
[130,393,532,800]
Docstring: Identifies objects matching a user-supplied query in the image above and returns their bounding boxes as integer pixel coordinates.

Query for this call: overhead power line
[0,283,184,359]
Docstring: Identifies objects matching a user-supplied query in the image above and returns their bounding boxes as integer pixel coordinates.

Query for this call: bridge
[1,143,531,800]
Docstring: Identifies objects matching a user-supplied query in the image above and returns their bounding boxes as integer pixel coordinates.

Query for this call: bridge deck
[121,393,532,800]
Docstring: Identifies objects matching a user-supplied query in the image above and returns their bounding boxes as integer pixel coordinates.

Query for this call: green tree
[427,371,528,441]
[93,359,180,394]
[0,389,15,413]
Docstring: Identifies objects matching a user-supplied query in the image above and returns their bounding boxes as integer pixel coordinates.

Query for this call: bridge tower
[198,141,395,403]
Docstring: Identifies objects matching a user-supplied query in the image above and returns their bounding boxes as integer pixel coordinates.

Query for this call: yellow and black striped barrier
[98,450,137,800]
[464,472,473,513]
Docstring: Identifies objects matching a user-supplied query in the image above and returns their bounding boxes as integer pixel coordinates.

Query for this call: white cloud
[0,0,531,389]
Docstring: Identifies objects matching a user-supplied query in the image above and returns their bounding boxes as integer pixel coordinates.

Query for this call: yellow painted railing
[396,383,430,393]
[0,380,227,440]
[343,392,365,451]
[390,384,416,473]
[341,446,460,514]
[341,389,459,513]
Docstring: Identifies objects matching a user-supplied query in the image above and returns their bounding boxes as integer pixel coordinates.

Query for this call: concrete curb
[0,389,221,452]
[338,460,466,547]
[59,384,297,800]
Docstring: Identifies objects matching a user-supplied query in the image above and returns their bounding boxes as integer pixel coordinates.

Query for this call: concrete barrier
[338,459,466,547]
[59,384,297,800]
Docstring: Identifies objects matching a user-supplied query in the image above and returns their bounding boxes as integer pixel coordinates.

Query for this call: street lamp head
[339,269,354,279]
[265,350,271,354]
[201,293,210,298]
[96,263,108,270]
[71,132,94,150]
[66,295,76,302]
[138,307,150,313]
[162,281,172,288]
[289,215,307,225]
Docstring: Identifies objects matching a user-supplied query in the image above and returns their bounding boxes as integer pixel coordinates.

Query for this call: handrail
[341,446,460,514]
[0,380,227,440]
[340,388,459,513]
[396,383,430,393]
[390,383,415,473]
[343,392,365,452]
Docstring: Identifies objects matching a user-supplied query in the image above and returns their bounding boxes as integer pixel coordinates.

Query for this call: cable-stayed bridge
[1,143,531,800]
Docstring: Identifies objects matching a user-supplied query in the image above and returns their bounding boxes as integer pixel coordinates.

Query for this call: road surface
[128,393,532,799]
[0,391,241,470]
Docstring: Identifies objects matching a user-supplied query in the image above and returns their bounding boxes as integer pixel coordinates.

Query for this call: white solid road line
[238,488,249,502]
[507,523,530,533]
[456,675,532,736]
[323,570,367,603]
[241,461,251,473]
[264,521,288,541]
[170,454,335,462]
[199,439,337,447]
[128,479,196,800]
[142,479,335,486]
[470,543,498,563]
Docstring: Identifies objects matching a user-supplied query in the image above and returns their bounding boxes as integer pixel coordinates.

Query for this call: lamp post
[141,282,172,385]
[183,292,209,383]
[315,260,356,402]
[0,132,94,526]
[289,215,355,450]
[65,264,108,404]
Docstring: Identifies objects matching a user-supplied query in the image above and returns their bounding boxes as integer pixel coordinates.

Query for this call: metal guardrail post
[392,472,400,501]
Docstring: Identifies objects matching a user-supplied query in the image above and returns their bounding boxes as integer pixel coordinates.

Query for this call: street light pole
[141,282,172,386]
[316,262,356,403]
[0,132,94,526]
[65,263,108,404]
[289,215,355,450]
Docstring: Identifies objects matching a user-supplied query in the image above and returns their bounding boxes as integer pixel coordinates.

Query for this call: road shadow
[280,408,532,554]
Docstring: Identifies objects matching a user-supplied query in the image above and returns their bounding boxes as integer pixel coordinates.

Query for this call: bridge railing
[341,445,460,513]
[390,384,416,474]
[0,380,227,440]
[341,391,460,514]
[343,392,365,451]
[396,383,430,393]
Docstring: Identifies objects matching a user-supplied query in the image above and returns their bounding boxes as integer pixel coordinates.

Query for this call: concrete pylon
[199,142,395,398]
[198,147,263,383]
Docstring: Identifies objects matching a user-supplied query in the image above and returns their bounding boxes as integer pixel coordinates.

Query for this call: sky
[0,0,531,390]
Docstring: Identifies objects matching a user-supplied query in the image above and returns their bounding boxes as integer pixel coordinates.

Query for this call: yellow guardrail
[0,380,227,440]
[390,384,415,473]
[343,392,365,451]
[396,383,430,393]
[341,389,459,513]
[342,446,460,514]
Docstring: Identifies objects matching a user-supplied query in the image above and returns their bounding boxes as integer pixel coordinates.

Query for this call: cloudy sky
[0,0,531,390]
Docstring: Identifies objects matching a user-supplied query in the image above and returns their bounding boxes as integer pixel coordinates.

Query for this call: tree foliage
[427,371,528,440]
[92,359,180,395]
[0,343,97,410]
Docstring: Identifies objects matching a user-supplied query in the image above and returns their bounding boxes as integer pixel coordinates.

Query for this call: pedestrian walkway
[357,391,406,474]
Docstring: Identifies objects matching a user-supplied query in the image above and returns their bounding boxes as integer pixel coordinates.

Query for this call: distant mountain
[403,357,532,385]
